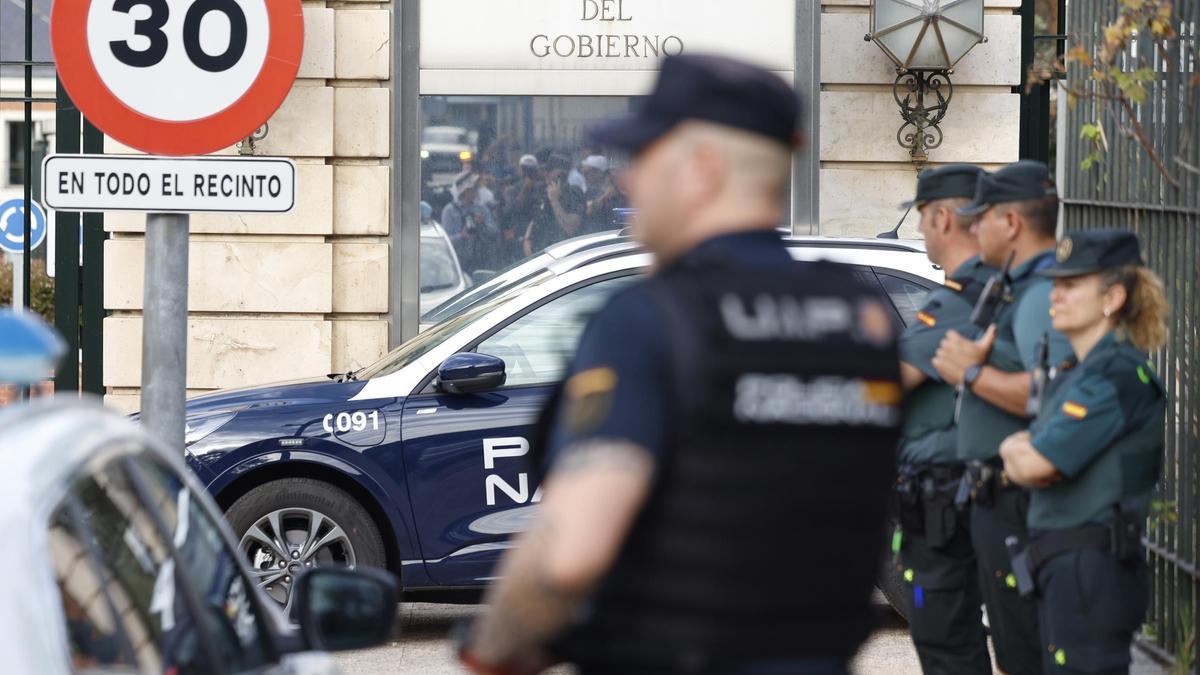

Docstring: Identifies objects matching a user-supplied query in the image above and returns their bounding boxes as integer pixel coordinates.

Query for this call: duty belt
[953,459,1017,509]
[1006,509,1144,597]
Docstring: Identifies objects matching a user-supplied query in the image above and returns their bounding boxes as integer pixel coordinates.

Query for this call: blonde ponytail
[1103,265,1169,353]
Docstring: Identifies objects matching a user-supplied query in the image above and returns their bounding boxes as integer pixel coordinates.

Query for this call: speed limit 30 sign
[51,0,303,156]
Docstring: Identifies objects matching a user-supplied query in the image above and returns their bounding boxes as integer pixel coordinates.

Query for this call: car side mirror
[293,567,398,652]
[437,353,506,394]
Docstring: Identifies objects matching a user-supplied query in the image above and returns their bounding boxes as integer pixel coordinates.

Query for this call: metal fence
[1062,0,1199,666]
[2,0,106,396]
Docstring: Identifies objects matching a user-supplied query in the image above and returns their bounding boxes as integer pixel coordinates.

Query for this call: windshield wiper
[327,370,360,383]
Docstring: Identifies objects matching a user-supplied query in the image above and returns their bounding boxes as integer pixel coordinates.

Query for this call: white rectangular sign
[420,0,796,73]
[41,155,296,214]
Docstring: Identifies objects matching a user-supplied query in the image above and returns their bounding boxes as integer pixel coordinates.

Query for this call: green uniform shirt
[898,256,995,464]
[1027,332,1164,530]
[956,249,1073,461]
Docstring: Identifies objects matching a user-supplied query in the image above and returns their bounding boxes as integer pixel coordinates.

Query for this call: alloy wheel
[238,507,357,616]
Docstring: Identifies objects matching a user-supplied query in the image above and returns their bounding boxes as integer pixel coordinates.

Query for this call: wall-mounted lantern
[866,0,986,165]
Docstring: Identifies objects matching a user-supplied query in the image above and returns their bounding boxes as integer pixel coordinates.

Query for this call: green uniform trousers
[900,521,992,675]
[970,488,1042,674]
[1036,550,1147,674]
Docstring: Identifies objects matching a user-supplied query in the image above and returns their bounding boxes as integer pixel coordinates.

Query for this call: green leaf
[1114,70,1150,102]
[1133,67,1157,82]
[1080,123,1102,140]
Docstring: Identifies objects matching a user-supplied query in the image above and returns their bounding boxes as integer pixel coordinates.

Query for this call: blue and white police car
[181,235,942,609]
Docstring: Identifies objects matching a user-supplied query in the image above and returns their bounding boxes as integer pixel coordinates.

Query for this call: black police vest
[558,255,902,672]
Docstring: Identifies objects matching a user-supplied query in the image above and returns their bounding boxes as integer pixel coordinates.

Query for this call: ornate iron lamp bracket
[893,69,953,167]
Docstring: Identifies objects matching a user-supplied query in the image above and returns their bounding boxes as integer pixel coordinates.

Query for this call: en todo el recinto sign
[41,155,295,214]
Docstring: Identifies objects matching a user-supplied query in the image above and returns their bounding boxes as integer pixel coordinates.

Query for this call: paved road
[334,602,1166,674]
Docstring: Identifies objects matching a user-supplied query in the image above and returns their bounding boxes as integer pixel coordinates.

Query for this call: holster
[1005,536,1036,597]
[894,463,964,549]
[893,466,924,534]
[1112,504,1143,564]
[954,459,1011,509]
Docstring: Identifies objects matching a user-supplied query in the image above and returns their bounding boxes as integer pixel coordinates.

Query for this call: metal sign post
[11,255,23,314]
[140,214,189,449]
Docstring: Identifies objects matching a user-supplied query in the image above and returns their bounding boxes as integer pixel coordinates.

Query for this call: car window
[475,275,639,387]
[47,451,271,675]
[49,504,147,672]
[420,236,462,292]
[129,456,271,673]
[49,455,203,673]
[875,271,931,327]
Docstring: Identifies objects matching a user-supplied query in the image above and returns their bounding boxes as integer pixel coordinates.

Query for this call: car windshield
[420,237,461,292]
[358,292,513,380]
[421,253,554,324]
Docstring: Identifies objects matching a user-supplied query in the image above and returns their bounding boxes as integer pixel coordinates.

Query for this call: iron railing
[2,0,105,395]
[1062,0,1199,666]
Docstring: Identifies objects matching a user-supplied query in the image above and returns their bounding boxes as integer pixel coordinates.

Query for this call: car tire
[225,478,387,611]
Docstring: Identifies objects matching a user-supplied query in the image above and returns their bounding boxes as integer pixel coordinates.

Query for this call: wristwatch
[963,364,984,391]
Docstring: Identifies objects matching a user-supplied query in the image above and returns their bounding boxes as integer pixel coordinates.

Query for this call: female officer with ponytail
[1000,229,1168,674]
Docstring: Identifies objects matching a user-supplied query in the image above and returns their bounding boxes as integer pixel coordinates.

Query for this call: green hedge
[0,258,55,322]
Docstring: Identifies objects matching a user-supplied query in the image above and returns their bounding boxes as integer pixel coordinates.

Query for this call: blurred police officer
[1000,230,1167,674]
[931,160,1072,674]
[893,164,993,675]
[459,54,903,675]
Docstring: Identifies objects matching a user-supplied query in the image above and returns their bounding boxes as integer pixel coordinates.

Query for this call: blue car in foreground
[181,236,942,610]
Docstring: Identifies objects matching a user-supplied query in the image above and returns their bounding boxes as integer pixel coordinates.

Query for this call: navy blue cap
[1040,229,1144,277]
[957,160,1058,217]
[589,54,801,154]
[900,163,986,209]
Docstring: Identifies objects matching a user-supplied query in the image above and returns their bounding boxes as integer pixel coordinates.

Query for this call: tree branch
[1118,95,1182,190]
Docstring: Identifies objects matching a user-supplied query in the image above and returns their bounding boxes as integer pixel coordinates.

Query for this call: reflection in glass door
[417,96,636,321]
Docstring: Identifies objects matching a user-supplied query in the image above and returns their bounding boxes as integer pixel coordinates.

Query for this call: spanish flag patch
[1062,401,1088,420]
[565,367,618,433]
[916,311,937,328]
[944,279,963,292]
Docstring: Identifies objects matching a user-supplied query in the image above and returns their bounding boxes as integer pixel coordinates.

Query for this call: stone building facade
[102,0,1024,411]
[104,2,394,412]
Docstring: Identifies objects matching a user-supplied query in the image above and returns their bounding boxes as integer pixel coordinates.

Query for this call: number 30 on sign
[51,0,303,156]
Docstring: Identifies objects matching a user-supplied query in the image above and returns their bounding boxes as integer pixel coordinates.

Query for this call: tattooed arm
[464,439,655,672]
